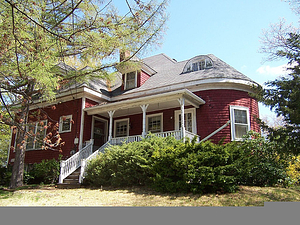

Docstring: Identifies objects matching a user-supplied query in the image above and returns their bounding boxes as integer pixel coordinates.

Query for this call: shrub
[83,132,293,194]
[84,139,155,187]
[286,155,300,185]
[0,166,12,187]
[236,131,289,187]
[27,156,61,184]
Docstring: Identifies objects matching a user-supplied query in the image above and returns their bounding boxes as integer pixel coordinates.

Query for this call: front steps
[56,168,81,189]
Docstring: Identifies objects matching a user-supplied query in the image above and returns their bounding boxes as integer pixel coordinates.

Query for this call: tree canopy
[257,0,300,155]
[0,0,168,188]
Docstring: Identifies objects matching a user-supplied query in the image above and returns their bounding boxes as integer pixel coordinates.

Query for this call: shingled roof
[57,53,257,98]
[109,53,257,97]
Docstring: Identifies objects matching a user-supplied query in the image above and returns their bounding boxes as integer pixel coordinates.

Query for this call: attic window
[183,56,213,73]
[124,71,137,90]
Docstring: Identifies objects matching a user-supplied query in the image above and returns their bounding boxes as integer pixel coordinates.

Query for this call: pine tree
[0,0,168,188]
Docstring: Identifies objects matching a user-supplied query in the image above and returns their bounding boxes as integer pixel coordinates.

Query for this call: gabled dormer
[121,64,156,91]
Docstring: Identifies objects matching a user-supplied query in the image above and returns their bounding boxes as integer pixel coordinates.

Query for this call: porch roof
[84,89,205,117]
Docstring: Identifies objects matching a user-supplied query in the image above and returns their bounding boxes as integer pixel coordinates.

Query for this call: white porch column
[178,98,186,139]
[140,104,149,138]
[79,97,86,150]
[108,110,115,141]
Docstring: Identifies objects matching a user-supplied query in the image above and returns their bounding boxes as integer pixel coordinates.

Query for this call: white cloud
[256,64,291,77]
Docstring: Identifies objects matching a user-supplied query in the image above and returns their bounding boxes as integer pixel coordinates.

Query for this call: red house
[7,53,260,184]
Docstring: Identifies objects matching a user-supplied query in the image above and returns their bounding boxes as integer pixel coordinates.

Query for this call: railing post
[59,160,65,183]
[79,159,86,183]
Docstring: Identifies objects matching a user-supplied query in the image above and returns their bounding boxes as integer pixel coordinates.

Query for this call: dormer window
[124,71,137,90]
[183,56,213,73]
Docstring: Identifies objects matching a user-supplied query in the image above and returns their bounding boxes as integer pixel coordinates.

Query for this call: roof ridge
[143,53,177,64]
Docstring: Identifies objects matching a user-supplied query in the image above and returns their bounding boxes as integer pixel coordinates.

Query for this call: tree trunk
[9,102,30,189]
[9,126,27,189]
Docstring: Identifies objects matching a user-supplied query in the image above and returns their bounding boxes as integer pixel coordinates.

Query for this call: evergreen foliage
[84,134,292,194]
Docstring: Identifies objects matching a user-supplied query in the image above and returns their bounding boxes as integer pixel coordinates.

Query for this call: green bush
[0,166,12,187]
[83,132,293,193]
[27,156,61,184]
[237,131,289,187]
[84,139,154,187]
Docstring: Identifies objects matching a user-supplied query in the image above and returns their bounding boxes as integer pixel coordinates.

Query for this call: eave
[84,89,205,118]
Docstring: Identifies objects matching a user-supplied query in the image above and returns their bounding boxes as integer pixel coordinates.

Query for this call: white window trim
[174,108,197,133]
[25,120,48,151]
[230,105,250,141]
[146,113,163,133]
[124,71,137,90]
[59,115,72,133]
[114,118,130,138]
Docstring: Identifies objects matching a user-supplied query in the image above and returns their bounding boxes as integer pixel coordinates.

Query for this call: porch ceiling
[84,89,205,118]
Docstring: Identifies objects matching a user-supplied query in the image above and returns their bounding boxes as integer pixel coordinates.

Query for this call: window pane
[35,122,46,149]
[234,109,247,124]
[125,72,136,90]
[199,61,206,70]
[26,121,47,150]
[192,63,198,72]
[235,124,248,139]
[62,118,71,131]
[206,59,213,68]
[116,121,128,137]
[148,115,161,133]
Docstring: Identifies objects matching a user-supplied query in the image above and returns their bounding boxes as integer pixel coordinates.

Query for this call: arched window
[183,56,213,73]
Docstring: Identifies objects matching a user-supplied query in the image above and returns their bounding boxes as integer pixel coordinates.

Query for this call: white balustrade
[153,130,182,140]
[58,139,94,184]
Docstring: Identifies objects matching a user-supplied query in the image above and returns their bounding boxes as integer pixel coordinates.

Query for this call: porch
[58,89,205,185]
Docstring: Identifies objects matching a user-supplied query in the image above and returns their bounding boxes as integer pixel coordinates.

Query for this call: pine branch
[4,0,71,43]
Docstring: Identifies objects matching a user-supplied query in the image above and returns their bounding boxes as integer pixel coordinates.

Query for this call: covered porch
[84,89,206,146]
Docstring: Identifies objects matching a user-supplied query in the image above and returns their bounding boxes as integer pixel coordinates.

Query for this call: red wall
[8,89,260,165]
[139,71,150,86]
[9,99,84,164]
[195,89,260,143]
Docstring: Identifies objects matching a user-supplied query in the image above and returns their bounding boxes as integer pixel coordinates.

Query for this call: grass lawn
[1,185,300,206]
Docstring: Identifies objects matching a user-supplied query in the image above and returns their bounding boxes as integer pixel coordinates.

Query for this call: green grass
[1,185,300,206]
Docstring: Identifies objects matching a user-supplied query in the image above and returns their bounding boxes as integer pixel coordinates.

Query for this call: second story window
[124,71,137,90]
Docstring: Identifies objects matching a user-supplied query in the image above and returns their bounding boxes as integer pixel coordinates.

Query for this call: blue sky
[138,0,299,118]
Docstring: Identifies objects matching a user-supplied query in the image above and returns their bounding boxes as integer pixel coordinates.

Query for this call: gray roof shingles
[57,54,257,97]
[116,53,256,95]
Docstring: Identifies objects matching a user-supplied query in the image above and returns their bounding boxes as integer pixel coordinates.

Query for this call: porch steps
[56,168,81,189]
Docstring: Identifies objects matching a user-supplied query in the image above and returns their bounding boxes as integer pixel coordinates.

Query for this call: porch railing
[79,140,111,183]
[153,130,182,139]
[58,139,94,184]
[110,135,142,145]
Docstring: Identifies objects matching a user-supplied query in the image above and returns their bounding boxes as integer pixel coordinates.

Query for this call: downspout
[79,97,86,150]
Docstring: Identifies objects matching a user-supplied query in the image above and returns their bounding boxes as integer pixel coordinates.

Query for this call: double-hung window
[230,106,250,141]
[26,120,47,150]
[114,118,129,137]
[124,71,137,90]
[59,115,72,133]
[147,113,163,133]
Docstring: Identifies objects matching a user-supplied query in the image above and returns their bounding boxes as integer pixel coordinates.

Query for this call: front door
[93,119,107,151]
